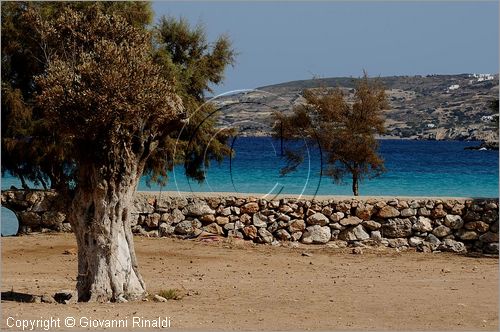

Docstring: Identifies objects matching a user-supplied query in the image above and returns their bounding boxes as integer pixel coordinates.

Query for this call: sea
[1,138,498,235]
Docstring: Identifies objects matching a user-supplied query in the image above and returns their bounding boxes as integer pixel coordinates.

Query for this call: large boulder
[381,218,412,238]
[432,225,451,238]
[307,213,329,226]
[408,236,424,247]
[145,213,161,228]
[456,229,478,241]
[132,196,154,214]
[353,225,370,241]
[413,216,433,232]
[400,208,416,217]
[167,209,185,224]
[220,207,232,216]
[355,205,374,220]
[239,214,252,225]
[339,225,370,241]
[159,223,175,237]
[329,212,345,223]
[267,222,279,233]
[451,204,465,215]
[291,231,303,242]
[174,220,197,235]
[31,197,53,213]
[484,243,499,254]
[340,216,362,226]
[479,232,499,243]
[388,238,409,248]
[463,210,481,222]
[243,225,258,240]
[444,215,464,229]
[203,223,224,235]
[378,206,400,218]
[275,229,291,241]
[241,202,260,214]
[426,234,441,248]
[199,214,216,224]
[321,206,333,217]
[482,210,498,223]
[370,230,382,242]
[288,219,306,233]
[258,228,274,244]
[252,212,268,228]
[431,204,447,218]
[216,216,230,225]
[362,220,381,231]
[418,207,431,217]
[464,221,489,233]
[301,225,331,244]
[438,239,467,254]
[185,202,215,217]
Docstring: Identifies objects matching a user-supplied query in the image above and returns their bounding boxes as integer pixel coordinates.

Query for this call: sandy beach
[139,191,485,201]
[1,233,498,331]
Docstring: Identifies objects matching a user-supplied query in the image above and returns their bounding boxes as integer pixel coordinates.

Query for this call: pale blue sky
[152,1,499,94]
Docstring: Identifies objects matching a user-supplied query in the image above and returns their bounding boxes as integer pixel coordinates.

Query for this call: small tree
[275,73,388,196]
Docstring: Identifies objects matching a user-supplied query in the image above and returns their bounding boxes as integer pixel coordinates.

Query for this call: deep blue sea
[1,139,498,235]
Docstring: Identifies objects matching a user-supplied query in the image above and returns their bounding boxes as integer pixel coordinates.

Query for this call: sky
[152,1,499,95]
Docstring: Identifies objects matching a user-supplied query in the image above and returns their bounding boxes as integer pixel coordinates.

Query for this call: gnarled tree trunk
[68,162,145,302]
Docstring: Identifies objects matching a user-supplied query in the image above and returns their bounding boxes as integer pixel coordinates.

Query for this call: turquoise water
[137,138,498,198]
[2,139,498,235]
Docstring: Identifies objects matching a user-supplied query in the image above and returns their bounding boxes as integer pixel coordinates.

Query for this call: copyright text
[6,316,172,330]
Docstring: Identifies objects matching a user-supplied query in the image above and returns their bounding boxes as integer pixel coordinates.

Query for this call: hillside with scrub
[213,74,499,141]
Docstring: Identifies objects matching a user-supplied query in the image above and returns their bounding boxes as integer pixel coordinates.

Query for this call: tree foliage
[1,1,153,190]
[275,73,388,196]
[148,16,235,184]
[1,2,234,190]
[31,6,183,176]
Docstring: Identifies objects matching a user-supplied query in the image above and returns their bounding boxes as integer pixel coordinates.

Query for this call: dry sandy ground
[1,233,498,331]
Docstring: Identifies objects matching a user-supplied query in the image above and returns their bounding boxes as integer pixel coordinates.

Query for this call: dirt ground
[1,233,498,331]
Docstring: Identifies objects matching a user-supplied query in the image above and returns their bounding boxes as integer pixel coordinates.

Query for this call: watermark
[5,316,172,330]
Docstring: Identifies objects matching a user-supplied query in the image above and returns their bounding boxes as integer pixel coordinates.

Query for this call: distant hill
[211,74,499,141]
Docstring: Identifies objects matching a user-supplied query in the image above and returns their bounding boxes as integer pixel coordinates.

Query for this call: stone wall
[2,190,71,233]
[2,190,498,254]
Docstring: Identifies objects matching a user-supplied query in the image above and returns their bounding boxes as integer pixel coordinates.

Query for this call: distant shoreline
[233,132,496,143]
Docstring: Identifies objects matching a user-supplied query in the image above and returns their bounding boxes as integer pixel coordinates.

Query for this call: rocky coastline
[464,141,499,151]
